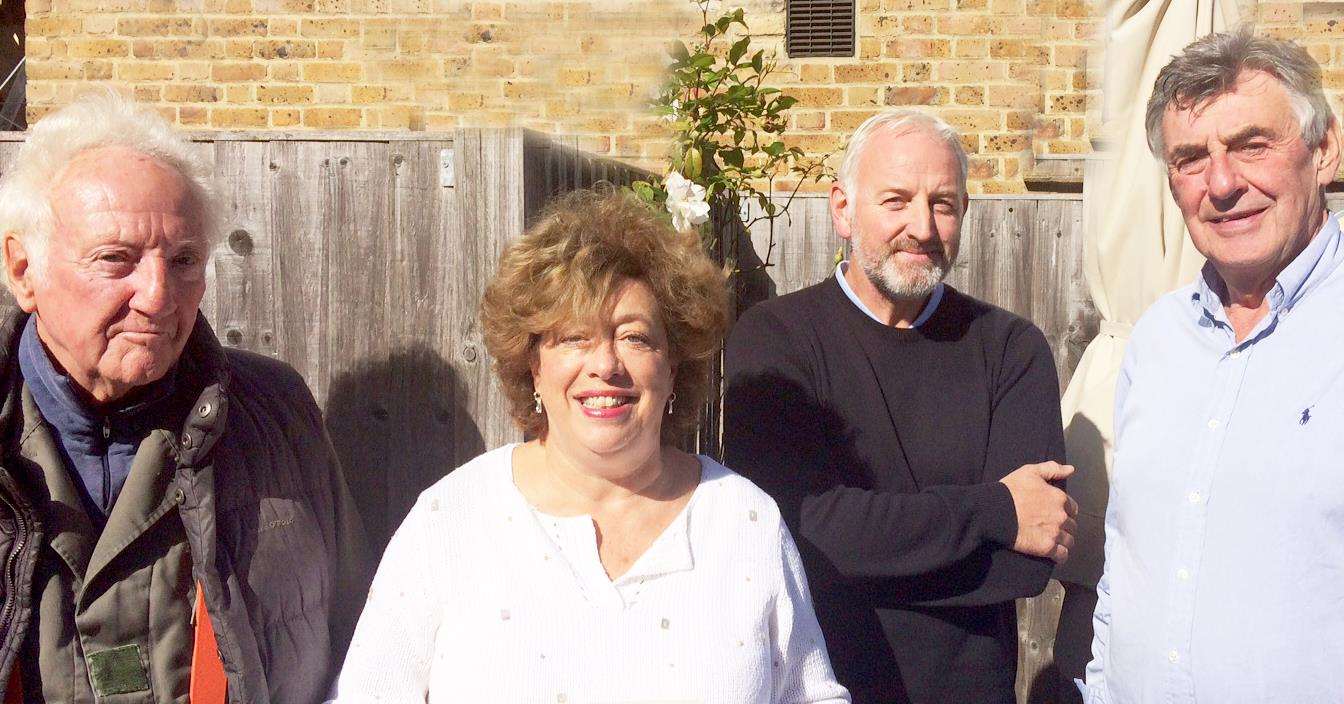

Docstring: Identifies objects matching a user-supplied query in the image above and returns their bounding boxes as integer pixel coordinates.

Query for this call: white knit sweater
[329,444,850,703]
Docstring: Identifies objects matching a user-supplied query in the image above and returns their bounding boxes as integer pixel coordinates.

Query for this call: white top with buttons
[328,444,850,704]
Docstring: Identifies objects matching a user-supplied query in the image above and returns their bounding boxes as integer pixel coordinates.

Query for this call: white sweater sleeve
[327,497,440,703]
[771,522,851,704]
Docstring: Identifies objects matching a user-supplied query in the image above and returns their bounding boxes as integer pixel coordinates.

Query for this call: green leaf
[775,95,799,110]
[701,23,717,37]
[715,15,732,32]
[690,53,716,69]
[729,37,751,65]
[764,141,786,157]
[751,51,764,73]
[668,40,690,62]
[723,148,744,168]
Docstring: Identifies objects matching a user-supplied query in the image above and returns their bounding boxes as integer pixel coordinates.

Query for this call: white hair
[837,108,970,217]
[0,87,220,283]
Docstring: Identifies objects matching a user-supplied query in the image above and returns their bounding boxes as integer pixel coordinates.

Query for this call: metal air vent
[786,0,856,58]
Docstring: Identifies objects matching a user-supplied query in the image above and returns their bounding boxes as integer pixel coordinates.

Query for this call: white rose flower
[662,98,681,123]
[664,171,710,232]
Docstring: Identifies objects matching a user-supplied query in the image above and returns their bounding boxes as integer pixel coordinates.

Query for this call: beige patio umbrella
[1052,0,1239,679]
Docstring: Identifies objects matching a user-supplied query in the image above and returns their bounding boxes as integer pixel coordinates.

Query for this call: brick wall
[19,0,1344,192]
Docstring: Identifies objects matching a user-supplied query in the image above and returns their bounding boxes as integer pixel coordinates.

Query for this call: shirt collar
[835,261,944,328]
[18,314,178,446]
[1192,211,1343,322]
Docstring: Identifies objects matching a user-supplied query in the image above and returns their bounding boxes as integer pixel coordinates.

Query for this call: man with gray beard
[724,109,1077,704]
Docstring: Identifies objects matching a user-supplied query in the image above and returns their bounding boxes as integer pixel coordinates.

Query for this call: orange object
[2,581,225,703]
[190,581,227,704]
[5,660,20,704]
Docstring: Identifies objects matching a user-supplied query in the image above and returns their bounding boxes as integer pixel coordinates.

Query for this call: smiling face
[3,146,209,405]
[1161,70,1341,295]
[831,126,967,304]
[530,278,676,466]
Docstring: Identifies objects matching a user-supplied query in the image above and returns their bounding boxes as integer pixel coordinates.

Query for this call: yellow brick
[987,84,1040,109]
[117,17,197,36]
[316,41,344,59]
[955,86,985,105]
[212,62,267,82]
[163,84,219,102]
[271,108,301,127]
[423,112,459,130]
[208,18,268,36]
[942,108,1002,131]
[1049,93,1086,113]
[352,86,386,103]
[559,68,592,86]
[67,38,128,58]
[27,61,84,80]
[83,60,112,79]
[886,39,950,60]
[799,64,832,82]
[793,111,826,130]
[373,59,438,81]
[313,84,350,103]
[831,109,882,131]
[301,18,361,38]
[82,15,116,34]
[212,107,269,128]
[954,39,989,58]
[270,19,298,35]
[252,40,316,60]
[902,62,931,82]
[885,86,946,105]
[132,39,224,60]
[834,63,901,83]
[115,62,176,80]
[179,106,208,125]
[845,87,882,106]
[788,87,845,107]
[257,85,314,103]
[303,62,363,82]
[939,60,1007,83]
[27,17,83,36]
[177,61,211,80]
[303,107,362,128]
[271,63,300,81]
[501,80,550,100]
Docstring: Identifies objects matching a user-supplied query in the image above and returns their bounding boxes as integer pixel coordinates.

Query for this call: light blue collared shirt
[1083,212,1344,703]
[834,261,944,327]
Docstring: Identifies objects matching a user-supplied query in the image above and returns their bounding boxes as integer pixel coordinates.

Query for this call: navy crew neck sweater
[724,278,1065,704]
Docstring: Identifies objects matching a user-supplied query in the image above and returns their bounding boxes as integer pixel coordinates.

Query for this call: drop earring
[666,392,677,415]
[533,391,543,414]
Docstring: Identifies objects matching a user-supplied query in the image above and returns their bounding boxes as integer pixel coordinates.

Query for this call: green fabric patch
[87,644,151,696]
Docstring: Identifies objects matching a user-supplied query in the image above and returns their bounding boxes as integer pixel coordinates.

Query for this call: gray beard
[857,240,949,302]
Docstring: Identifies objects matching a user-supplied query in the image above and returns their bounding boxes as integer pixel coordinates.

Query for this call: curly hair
[480,188,729,443]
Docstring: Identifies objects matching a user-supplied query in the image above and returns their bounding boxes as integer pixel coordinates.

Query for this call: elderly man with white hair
[0,91,370,703]
[724,108,1078,704]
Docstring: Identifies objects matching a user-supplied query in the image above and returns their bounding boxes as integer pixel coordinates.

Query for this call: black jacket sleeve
[722,304,1062,607]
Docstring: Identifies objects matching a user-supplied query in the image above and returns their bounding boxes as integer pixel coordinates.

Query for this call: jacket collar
[0,306,233,472]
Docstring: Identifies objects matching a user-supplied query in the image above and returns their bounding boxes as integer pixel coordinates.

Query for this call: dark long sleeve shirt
[723,278,1065,704]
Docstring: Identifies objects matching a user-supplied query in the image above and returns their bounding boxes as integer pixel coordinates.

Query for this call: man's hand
[1000,462,1078,563]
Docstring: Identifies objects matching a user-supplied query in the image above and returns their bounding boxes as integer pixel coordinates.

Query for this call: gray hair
[0,87,220,279]
[1145,29,1335,158]
[837,108,969,214]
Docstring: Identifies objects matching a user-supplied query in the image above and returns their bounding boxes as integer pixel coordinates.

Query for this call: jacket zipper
[0,488,30,636]
[101,418,112,511]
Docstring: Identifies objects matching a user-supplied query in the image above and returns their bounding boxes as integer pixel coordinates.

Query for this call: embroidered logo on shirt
[1301,407,1313,425]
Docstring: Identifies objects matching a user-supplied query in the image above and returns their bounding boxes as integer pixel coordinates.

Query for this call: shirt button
[1229,349,1242,359]
[1168,649,1180,663]
[1177,568,1190,581]
[1188,491,1202,504]
[1207,419,1219,429]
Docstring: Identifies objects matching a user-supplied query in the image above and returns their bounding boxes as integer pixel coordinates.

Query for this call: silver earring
[666,392,677,415]
[533,391,543,414]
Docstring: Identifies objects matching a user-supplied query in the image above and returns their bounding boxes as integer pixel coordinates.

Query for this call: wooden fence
[4,128,1336,703]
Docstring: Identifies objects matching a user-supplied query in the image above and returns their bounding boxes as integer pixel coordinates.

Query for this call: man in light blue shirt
[1082,31,1344,703]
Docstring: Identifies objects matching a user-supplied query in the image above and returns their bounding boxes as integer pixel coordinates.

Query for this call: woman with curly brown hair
[329,189,848,703]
